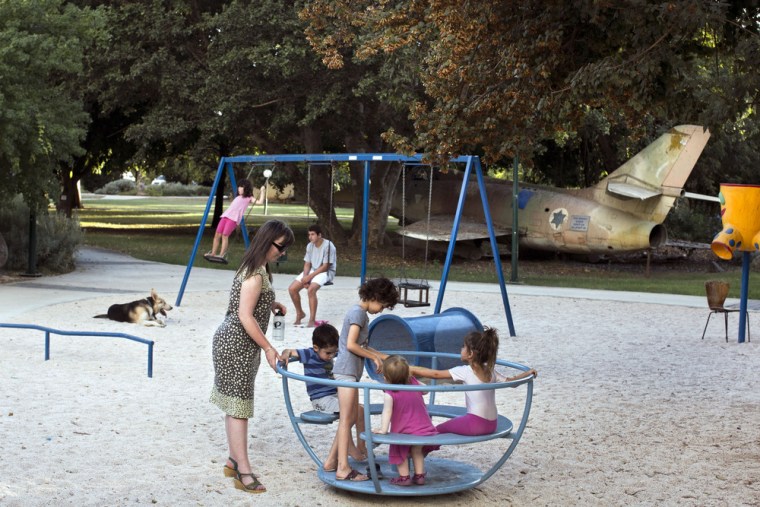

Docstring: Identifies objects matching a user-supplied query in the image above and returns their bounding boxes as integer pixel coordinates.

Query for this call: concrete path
[0,246,728,322]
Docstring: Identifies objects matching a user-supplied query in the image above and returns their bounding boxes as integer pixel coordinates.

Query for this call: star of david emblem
[550,209,567,229]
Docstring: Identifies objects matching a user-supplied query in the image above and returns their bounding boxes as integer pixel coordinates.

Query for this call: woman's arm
[372,393,393,434]
[238,273,281,369]
[409,365,453,380]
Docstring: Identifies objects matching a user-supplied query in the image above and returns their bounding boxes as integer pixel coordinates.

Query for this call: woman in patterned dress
[210,219,294,493]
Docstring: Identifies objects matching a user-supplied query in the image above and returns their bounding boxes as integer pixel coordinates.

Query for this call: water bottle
[272,309,285,341]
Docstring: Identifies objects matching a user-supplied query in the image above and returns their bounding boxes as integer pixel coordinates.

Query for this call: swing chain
[421,165,434,285]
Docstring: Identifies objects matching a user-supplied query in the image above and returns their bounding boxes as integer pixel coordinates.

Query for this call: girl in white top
[411,327,537,435]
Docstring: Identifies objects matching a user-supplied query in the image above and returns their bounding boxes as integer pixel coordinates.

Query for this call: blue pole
[45,331,50,360]
[738,251,751,343]
[474,159,516,336]
[435,157,473,314]
[360,161,370,284]
[176,157,227,306]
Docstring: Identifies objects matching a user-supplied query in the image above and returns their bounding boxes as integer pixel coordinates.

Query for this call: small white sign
[570,215,590,232]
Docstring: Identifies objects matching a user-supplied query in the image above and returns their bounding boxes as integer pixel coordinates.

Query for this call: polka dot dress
[210,266,274,419]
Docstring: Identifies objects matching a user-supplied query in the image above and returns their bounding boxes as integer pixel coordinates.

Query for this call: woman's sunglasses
[272,241,287,253]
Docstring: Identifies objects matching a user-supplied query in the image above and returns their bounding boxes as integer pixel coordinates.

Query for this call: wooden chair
[701,280,750,342]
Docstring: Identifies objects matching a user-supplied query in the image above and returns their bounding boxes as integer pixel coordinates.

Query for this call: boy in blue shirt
[282,323,368,461]
[282,323,340,412]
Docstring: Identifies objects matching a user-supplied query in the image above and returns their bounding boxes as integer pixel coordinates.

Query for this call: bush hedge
[0,195,83,273]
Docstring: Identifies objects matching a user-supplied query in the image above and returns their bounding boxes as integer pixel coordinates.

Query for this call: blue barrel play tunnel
[365,307,483,381]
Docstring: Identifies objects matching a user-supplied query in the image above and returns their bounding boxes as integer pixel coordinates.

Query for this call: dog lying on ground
[94,289,173,327]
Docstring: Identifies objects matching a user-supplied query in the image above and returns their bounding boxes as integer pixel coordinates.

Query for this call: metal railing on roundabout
[277,350,534,496]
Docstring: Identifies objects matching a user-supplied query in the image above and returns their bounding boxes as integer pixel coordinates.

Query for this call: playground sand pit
[2,274,760,505]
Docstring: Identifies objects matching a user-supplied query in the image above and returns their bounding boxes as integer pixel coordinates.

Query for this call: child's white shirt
[448,365,505,421]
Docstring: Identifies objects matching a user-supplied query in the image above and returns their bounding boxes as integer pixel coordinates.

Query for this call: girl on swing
[205,179,265,263]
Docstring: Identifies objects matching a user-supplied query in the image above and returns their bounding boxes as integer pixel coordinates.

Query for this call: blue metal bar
[279,363,324,466]
[739,251,751,343]
[0,323,154,378]
[360,160,370,284]
[363,386,382,493]
[176,157,227,306]
[223,153,472,164]
[475,158,516,336]
[435,157,474,313]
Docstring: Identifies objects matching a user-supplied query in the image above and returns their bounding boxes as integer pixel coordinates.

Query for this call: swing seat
[396,281,430,307]
[203,254,228,264]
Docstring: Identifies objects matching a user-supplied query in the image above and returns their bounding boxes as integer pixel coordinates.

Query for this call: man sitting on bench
[289,224,336,327]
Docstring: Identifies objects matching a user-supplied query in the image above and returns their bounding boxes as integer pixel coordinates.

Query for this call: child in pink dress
[373,355,439,486]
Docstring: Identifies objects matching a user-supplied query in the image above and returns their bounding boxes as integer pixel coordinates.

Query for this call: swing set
[174,153,515,337]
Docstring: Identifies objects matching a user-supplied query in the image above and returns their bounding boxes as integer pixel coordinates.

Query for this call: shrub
[664,200,722,243]
[95,179,136,195]
[0,195,83,273]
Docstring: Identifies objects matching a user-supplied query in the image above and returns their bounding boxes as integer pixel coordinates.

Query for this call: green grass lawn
[76,195,760,298]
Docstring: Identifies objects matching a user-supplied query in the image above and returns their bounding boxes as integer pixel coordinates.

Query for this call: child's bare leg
[396,457,410,477]
[323,430,339,471]
[334,386,367,480]
[354,402,367,455]
[210,232,221,256]
[410,446,425,475]
[220,234,230,256]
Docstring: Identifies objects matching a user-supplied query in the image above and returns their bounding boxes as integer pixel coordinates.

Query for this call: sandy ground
[1,249,759,506]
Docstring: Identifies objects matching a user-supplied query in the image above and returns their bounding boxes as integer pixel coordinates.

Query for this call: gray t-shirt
[333,304,369,379]
[304,239,336,282]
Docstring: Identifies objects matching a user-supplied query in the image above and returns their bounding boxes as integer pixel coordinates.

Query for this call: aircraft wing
[399,215,511,241]
[607,182,662,200]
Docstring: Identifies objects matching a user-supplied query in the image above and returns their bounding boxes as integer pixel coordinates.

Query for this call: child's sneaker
[412,472,426,485]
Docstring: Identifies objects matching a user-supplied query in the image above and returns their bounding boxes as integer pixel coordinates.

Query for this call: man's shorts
[311,394,340,413]
[296,271,330,287]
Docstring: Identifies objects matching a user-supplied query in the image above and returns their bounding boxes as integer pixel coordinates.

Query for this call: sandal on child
[223,456,238,478]
[336,469,369,482]
[233,472,266,493]
[412,472,426,485]
[390,475,412,486]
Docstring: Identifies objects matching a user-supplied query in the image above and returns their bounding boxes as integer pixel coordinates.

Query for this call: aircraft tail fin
[590,125,710,221]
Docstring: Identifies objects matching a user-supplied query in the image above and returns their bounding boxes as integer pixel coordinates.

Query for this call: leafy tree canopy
[301,0,760,189]
[0,0,104,210]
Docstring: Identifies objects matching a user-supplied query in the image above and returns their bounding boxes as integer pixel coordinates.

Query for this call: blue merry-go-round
[277,309,535,496]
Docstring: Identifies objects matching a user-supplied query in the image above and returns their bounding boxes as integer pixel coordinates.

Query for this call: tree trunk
[301,126,347,244]
[57,164,83,217]
[346,160,400,248]
[344,134,401,248]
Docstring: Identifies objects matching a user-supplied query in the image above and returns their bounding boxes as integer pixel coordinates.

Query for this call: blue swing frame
[175,153,515,336]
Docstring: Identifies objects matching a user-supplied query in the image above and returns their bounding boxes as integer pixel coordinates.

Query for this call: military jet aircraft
[393,125,711,260]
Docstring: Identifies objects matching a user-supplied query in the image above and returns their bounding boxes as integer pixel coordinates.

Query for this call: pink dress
[386,377,439,464]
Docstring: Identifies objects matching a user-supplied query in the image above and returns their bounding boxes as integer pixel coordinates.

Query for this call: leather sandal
[223,456,238,478]
[234,471,266,493]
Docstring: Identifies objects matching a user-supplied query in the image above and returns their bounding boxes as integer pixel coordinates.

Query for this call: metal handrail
[0,322,154,378]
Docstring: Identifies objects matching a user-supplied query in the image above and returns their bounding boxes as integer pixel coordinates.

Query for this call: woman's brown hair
[463,326,499,379]
[237,219,294,280]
